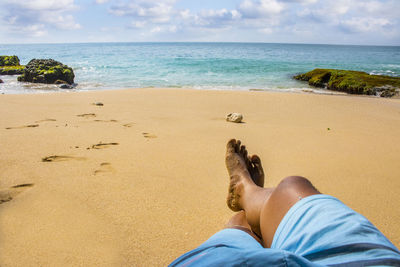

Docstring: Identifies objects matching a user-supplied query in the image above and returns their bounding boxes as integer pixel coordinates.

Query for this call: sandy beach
[0,88,399,266]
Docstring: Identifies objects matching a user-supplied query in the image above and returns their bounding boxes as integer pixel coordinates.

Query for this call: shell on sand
[226,113,243,123]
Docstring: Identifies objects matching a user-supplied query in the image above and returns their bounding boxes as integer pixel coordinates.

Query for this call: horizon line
[1,41,399,48]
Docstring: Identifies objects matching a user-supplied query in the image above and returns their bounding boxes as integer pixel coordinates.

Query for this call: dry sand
[0,88,399,266]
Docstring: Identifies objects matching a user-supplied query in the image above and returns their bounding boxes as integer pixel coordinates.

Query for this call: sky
[0,0,399,46]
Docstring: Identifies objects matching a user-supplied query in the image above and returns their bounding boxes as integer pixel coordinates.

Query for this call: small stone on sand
[226,113,243,123]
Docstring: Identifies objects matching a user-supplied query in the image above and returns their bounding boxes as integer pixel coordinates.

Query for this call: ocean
[1,42,399,94]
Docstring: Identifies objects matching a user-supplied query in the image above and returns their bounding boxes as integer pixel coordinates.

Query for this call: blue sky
[0,0,399,45]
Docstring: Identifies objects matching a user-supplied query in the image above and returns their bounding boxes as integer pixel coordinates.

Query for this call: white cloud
[358,0,400,19]
[1,0,396,45]
[238,0,284,18]
[360,0,383,13]
[339,17,392,33]
[150,26,162,33]
[280,0,318,3]
[169,25,177,33]
[259,27,273,34]
[147,25,179,35]
[46,14,81,30]
[0,0,80,38]
[179,9,192,20]
[192,9,242,28]
[16,0,75,10]
[20,24,47,37]
[130,21,147,29]
[102,0,398,44]
[296,0,350,23]
[109,0,176,23]
[294,0,398,36]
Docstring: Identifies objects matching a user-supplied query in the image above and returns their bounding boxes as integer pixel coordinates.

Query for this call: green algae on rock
[0,56,25,75]
[0,65,25,75]
[0,56,20,66]
[294,69,400,97]
[17,59,75,85]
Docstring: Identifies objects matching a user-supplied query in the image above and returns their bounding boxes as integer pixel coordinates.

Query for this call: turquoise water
[1,42,399,94]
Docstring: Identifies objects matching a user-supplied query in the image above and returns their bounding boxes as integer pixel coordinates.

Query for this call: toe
[251,155,264,182]
[246,155,253,170]
[251,155,261,165]
[251,155,263,173]
[239,145,246,156]
[243,147,248,159]
[235,140,241,152]
[240,146,249,165]
[227,139,236,153]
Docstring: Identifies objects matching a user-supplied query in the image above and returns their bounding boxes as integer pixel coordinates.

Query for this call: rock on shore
[17,59,75,85]
[0,56,25,75]
[294,69,400,97]
[0,55,20,66]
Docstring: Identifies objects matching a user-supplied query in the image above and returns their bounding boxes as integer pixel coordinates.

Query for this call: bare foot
[226,139,256,211]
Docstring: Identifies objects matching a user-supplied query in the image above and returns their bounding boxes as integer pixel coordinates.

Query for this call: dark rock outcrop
[59,83,74,89]
[0,56,25,75]
[294,69,400,97]
[0,78,3,83]
[0,56,20,66]
[18,59,75,85]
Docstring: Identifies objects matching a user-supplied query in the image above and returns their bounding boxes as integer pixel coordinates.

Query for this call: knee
[277,176,319,194]
[280,176,311,186]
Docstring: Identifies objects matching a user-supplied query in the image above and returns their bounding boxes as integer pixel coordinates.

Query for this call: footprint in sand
[0,183,34,204]
[94,119,118,123]
[88,142,119,150]
[123,123,135,128]
[92,102,104,106]
[42,155,86,162]
[94,162,115,175]
[77,113,96,118]
[142,132,157,139]
[35,119,57,123]
[5,124,39,130]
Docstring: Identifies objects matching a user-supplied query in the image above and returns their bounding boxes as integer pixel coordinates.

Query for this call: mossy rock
[18,59,75,84]
[0,56,20,66]
[0,65,25,75]
[294,69,400,97]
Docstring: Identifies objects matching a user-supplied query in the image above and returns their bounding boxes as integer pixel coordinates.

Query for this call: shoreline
[1,88,399,265]
[0,79,373,98]
[0,74,327,96]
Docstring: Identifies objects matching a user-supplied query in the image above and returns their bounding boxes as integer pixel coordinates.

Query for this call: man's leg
[225,139,320,248]
[224,211,263,245]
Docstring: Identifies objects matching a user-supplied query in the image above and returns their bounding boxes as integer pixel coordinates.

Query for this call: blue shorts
[170,194,400,266]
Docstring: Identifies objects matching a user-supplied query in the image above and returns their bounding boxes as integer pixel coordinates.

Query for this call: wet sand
[0,88,399,266]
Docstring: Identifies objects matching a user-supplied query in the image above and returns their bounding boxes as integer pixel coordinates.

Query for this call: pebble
[59,84,73,89]
[226,113,243,123]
